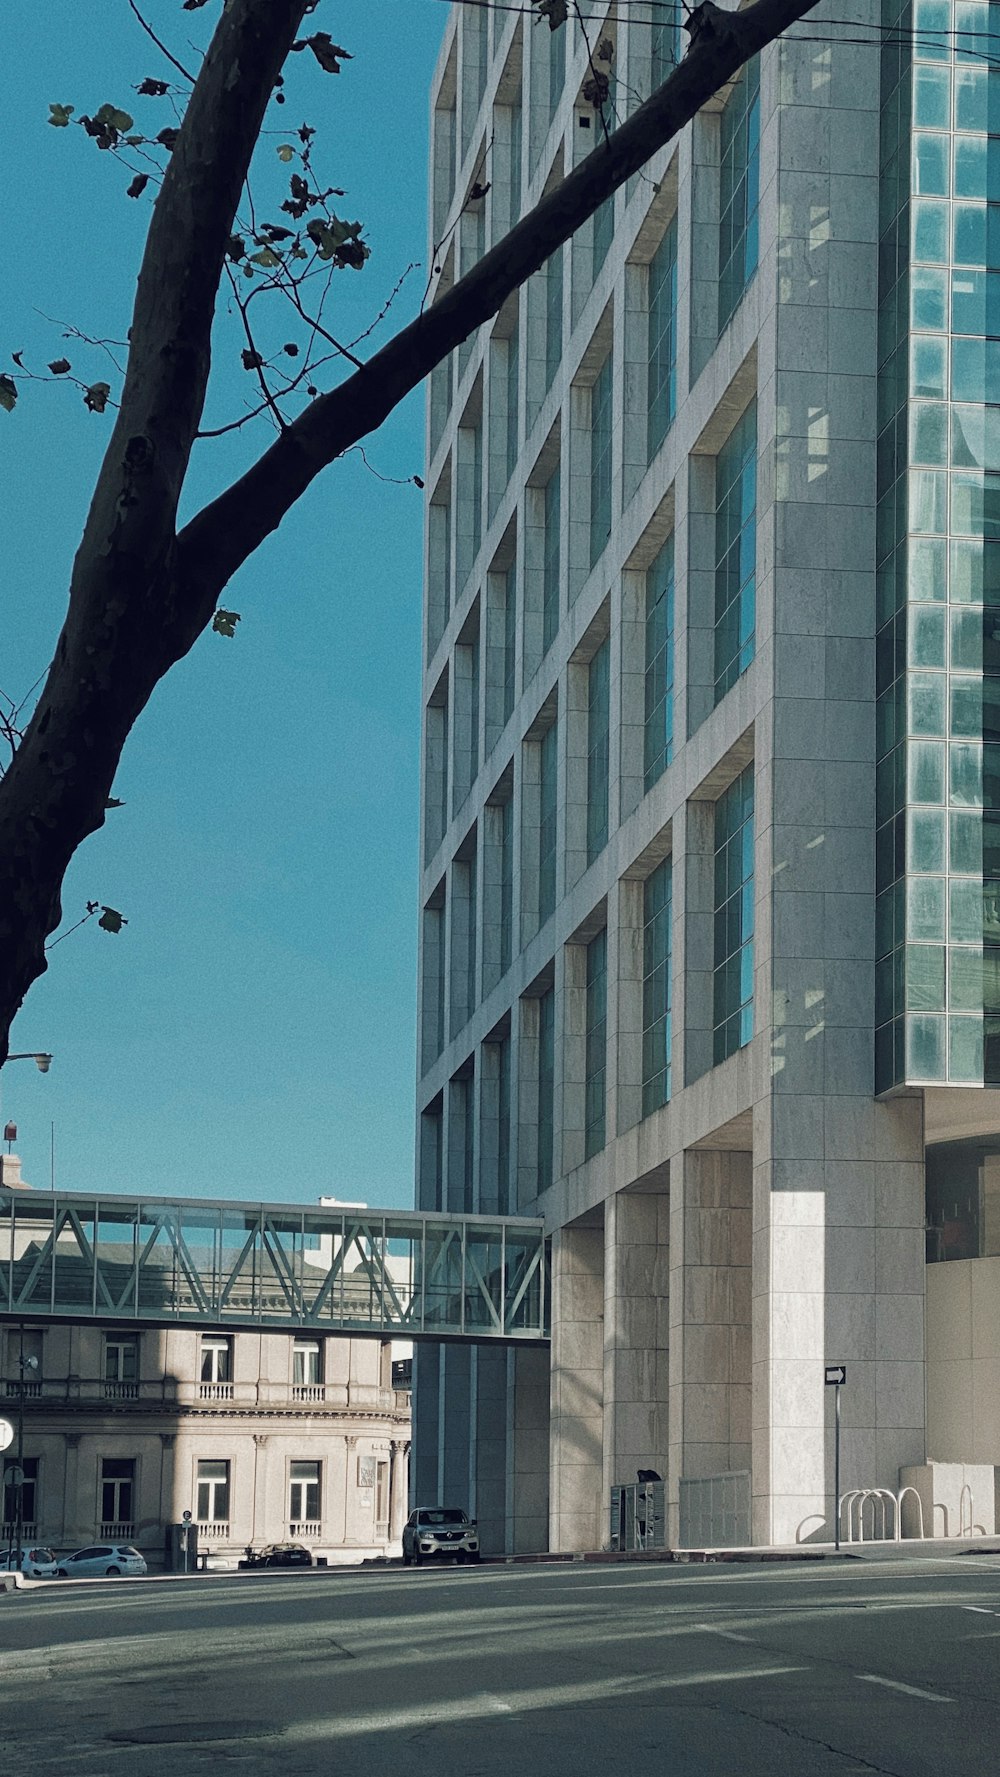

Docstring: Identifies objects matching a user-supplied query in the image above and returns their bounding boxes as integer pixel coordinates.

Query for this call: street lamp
[5,1054,52,1072]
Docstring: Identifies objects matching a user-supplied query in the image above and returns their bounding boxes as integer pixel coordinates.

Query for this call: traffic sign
[825,1364,846,1386]
[181,1510,192,1522]
[0,1418,14,1453]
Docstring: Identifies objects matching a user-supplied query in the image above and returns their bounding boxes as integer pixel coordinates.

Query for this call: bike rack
[839,1485,925,1544]
[895,1485,925,1542]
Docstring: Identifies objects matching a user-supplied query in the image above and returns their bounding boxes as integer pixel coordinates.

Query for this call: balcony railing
[103,1382,139,1400]
[198,1382,234,1401]
[1,1521,36,1540]
[289,1520,321,1539]
[100,1521,135,1540]
[291,1384,326,1403]
[198,1520,229,1539]
[4,1380,42,1399]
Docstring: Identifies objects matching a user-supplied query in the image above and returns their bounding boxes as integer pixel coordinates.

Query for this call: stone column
[389,1439,409,1544]
[549,1221,604,1551]
[603,1189,670,1503]
[669,1150,752,1541]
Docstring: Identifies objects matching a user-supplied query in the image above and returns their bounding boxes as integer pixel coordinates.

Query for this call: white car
[55,1543,148,1579]
[1,1545,60,1579]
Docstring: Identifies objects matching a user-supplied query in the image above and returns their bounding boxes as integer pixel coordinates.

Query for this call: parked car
[0,1546,59,1579]
[239,1543,313,1569]
[55,1544,148,1579]
[402,1508,480,1566]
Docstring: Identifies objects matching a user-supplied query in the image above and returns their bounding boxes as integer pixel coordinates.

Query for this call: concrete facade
[415,2,1000,1551]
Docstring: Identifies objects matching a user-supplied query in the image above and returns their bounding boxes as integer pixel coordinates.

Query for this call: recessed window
[719,57,761,331]
[713,766,755,1064]
[715,402,757,702]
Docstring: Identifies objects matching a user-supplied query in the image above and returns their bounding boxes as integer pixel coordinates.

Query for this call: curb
[0,1572,23,1595]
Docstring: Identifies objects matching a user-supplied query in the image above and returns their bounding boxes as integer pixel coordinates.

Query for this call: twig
[127,0,196,86]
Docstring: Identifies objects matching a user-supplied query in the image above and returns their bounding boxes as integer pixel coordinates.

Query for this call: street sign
[182,1510,192,1522]
[0,1418,14,1453]
[825,1364,846,1386]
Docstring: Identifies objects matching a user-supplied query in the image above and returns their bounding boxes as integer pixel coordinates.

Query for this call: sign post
[181,1508,192,1576]
[825,1364,847,1550]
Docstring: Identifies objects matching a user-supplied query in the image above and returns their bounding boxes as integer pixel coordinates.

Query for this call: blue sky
[3,1,447,1207]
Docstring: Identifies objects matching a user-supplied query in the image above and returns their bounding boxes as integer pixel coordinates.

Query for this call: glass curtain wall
[543,464,562,652]
[537,987,555,1191]
[876,0,1000,1088]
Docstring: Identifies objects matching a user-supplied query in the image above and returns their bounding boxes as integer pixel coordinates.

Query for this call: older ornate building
[1,1160,410,1566]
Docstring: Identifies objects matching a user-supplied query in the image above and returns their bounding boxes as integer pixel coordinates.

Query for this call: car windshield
[420,1510,467,1526]
[29,1549,54,1562]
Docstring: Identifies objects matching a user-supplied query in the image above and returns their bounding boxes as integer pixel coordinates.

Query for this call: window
[587,637,610,864]
[645,535,675,790]
[539,720,558,923]
[503,562,517,725]
[642,858,673,1116]
[715,400,757,702]
[713,764,755,1064]
[376,1460,390,1525]
[101,1458,135,1528]
[590,354,613,567]
[3,1456,37,1529]
[585,928,608,1157]
[537,987,555,1193]
[293,1340,322,1387]
[461,3,487,156]
[510,100,522,225]
[197,1459,230,1524]
[289,1460,321,1526]
[650,2,679,88]
[497,1033,512,1213]
[104,1336,138,1383]
[549,19,566,119]
[546,248,563,393]
[499,795,513,975]
[543,464,561,654]
[719,56,761,331]
[506,319,520,484]
[647,219,678,458]
[200,1336,232,1385]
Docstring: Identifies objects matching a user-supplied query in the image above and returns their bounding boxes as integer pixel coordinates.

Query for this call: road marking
[962,1606,999,1616]
[695,1624,756,1644]
[857,1675,953,1704]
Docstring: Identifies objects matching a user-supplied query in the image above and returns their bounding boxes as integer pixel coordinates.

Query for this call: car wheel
[56,1570,68,1579]
[469,1552,481,1564]
[107,1565,121,1576]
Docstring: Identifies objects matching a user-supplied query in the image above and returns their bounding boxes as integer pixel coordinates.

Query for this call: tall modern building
[415,0,1000,1551]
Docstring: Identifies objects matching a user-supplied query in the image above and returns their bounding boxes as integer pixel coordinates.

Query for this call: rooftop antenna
[4,1122,15,1155]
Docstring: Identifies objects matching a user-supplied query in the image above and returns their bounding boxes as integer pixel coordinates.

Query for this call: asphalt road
[3,1554,1000,1775]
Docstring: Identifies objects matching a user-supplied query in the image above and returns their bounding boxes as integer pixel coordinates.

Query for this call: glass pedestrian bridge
[0,1190,550,1343]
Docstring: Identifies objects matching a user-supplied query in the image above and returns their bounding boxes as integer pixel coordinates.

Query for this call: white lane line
[695,1625,756,1644]
[962,1606,1000,1616]
[857,1674,953,1704]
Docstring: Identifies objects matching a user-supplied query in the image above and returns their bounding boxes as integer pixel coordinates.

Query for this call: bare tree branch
[178,0,819,604]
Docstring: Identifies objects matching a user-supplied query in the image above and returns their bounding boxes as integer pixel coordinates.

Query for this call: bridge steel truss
[0,1190,550,1344]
